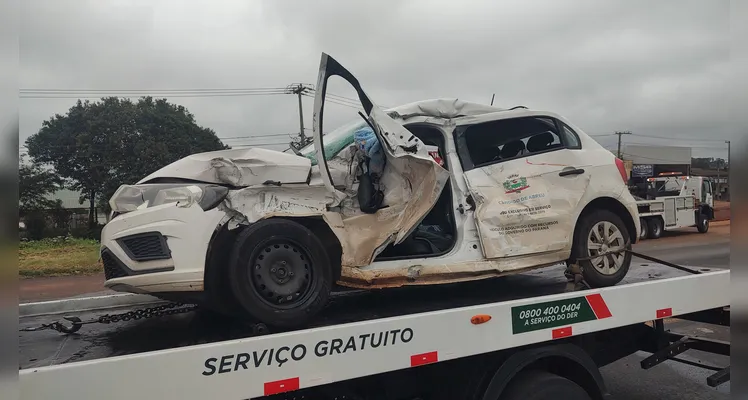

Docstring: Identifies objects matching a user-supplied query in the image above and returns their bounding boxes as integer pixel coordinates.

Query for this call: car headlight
[109,183,229,213]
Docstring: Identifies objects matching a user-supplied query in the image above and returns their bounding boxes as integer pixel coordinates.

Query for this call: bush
[49,200,72,233]
[70,224,105,240]
[24,212,47,241]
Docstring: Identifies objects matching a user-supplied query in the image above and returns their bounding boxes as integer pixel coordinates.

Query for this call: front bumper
[101,203,227,294]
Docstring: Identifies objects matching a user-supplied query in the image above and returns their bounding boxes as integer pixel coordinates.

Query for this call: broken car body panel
[137,147,312,187]
[309,52,450,264]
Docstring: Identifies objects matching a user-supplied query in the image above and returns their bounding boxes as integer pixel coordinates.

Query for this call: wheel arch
[698,204,714,220]
[205,216,343,288]
[285,216,343,282]
[480,344,606,400]
[573,196,638,248]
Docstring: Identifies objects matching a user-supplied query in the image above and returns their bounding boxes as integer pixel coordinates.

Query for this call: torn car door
[312,53,450,266]
[455,115,592,259]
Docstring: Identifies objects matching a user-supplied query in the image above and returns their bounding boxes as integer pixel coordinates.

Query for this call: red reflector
[552,327,573,339]
[585,294,612,319]
[657,308,673,319]
[411,351,438,367]
[264,377,299,396]
[615,158,628,184]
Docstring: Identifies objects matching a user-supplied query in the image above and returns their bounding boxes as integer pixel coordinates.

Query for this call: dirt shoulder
[19,273,110,303]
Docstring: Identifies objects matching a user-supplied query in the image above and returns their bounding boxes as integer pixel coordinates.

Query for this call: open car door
[312,53,450,266]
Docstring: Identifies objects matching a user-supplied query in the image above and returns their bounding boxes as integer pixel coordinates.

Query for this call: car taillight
[615,158,628,184]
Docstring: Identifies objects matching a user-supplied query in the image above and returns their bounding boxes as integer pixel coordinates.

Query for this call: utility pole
[285,83,314,149]
[292,84,306,145]
[615,131,632,159]
[725,140,730,199]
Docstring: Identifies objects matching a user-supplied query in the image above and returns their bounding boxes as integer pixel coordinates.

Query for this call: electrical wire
[631,133,729,143]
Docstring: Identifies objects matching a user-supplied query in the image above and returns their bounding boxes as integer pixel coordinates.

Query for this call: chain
[20,302,198,334]
[96,302,198,324]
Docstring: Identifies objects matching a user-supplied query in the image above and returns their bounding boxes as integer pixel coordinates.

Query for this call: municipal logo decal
[503,174,530,194]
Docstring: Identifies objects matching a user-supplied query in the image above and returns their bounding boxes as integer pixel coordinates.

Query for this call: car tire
[228,218,332,328]
[648,218,663,239]
[638,217,649,240]
[696,213,710,233]
[498,370,592,400]
[572,209,632,288]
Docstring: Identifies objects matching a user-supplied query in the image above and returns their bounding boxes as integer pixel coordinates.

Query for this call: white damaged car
[102,53,640,328]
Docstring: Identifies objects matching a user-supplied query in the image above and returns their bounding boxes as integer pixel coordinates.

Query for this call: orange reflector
[471,315,492,325]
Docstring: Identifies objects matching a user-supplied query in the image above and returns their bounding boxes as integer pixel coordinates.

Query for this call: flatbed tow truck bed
[18,262,730,400]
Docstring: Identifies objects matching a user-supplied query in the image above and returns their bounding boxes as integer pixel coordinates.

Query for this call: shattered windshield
[299,119,367,165]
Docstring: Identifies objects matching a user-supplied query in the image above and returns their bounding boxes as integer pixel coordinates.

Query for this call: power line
[301,92,362,110]
[21,91,289,99]
[631,133,728,142]
[220,133,294,140]
[20,87,288,93]
[618,140,729,150]
[19,86,366,103]
[230,142,288,148]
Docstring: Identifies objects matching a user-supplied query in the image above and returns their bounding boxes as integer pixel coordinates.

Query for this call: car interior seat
[526,131,558,153]
[500,140,526,159]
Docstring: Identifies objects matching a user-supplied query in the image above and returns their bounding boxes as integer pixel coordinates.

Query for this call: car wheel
[638,217,649,240]
[499,370,592,400]
[648,217,663,239]
[573,209,632,288]
[697,214,710,233]
[228,218,332,328]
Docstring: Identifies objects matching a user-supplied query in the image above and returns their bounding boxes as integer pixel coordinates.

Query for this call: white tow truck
[632,173,715,240]
[18,259,730,400]
[16,54,729,400]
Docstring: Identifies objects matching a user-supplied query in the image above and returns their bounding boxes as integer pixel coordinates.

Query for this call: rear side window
[559,122,581,149]
[455,116,573,171]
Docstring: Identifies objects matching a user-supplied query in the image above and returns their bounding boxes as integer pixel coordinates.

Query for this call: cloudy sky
[19,0,737,161]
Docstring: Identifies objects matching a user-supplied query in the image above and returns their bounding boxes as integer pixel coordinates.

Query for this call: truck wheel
[697,213,710,233]
[648,218,663,239]
[572,209,631,288]
[228,219,332,328]
[638,217,649,240]
[499,370,592,400]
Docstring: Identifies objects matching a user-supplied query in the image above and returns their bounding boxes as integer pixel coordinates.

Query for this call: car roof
[384,98,508,120]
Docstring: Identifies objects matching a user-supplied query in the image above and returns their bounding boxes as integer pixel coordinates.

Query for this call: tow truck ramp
[18,263,730,400]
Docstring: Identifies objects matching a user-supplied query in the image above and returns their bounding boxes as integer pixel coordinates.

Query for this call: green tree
[18,155,63,215]
[692,157,727,170]
[25,97,228,228]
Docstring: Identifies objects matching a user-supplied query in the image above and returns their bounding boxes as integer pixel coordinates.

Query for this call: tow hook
[56,316,84,334]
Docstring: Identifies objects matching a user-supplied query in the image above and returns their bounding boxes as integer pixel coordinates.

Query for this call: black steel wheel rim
[248,238,315,310]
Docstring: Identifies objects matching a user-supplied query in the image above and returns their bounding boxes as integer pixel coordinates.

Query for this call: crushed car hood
[137,147,312,187]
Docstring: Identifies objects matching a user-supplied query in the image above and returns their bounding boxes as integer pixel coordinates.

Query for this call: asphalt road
[601,222,730,399]
[632,222,730,269]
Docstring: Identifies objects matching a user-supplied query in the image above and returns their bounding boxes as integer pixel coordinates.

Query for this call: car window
[456,116,567,170]
[299,119,368,165]
[559,122,581,149]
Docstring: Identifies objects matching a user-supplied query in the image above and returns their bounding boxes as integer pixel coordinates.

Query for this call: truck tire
[647,217,663,239]
[638,217,649,240]
[499,370,592,400]
[572,209,632,288]
[696,213,710,233]
[228,219,332,328]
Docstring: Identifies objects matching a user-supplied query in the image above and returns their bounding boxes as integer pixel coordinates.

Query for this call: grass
[19,237,102,278]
